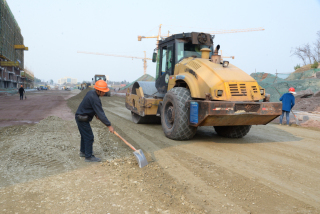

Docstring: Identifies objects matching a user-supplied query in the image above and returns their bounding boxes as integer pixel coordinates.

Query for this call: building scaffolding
[0,0,28,88]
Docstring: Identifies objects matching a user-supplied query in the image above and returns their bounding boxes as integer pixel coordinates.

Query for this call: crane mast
[77,51,151,75]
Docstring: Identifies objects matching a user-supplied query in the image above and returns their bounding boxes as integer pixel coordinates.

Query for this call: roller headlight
[222,61,229,67]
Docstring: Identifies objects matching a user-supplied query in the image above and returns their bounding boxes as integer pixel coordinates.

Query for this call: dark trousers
[280,110,290,125]
[75,118,94,158]
[20,93,24,100]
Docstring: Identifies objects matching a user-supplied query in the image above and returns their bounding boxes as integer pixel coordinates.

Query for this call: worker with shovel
[279,87,296,126]
[18,85,25,100]
[75,80,114,162]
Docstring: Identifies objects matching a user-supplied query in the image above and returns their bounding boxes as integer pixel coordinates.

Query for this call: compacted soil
[1,89,320,213]
[0,90,78,127]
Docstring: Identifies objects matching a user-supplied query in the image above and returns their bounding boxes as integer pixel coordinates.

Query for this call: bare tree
[313,31,320,62]
[302,43,313,64]
[291,46,307,66]
[291,31,320,65]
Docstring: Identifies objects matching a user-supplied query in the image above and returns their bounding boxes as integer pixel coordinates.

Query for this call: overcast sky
[7,0,320,83]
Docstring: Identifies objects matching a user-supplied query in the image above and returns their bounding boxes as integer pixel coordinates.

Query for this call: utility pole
[254,69,258,81]
[273,69,278,83]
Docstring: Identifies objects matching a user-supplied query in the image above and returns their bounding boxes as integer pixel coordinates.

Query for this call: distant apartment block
[58,77,77,85]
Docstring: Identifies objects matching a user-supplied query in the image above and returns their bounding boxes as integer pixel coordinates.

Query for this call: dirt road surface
[0,90,78,127]
[1,89,320,213]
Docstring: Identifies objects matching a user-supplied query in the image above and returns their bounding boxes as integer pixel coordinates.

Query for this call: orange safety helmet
[289,87,295,92]
[94,80,109,92]
[288,87,296,94]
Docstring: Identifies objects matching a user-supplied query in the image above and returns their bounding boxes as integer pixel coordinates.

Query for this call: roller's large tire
[131,112,161,124]
[161,87,197,140]
[214,125,251,138]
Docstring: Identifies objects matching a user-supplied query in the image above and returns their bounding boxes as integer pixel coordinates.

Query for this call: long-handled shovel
[291,110,300,126]
[114,131,148,168]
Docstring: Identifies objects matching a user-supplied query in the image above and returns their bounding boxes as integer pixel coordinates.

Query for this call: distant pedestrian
[75,80,114,162]
[18,85,25,100]
[279,87,296,126]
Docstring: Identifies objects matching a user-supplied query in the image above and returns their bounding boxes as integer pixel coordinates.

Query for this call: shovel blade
[133,149,148,168]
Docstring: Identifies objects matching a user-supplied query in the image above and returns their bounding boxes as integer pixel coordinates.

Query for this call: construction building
[57,77,77,85]
[20,69,34,88]
[0,0,29,89]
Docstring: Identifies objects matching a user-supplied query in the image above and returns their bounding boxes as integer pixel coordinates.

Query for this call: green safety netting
[286,68,320,80]
[251,70,320,102]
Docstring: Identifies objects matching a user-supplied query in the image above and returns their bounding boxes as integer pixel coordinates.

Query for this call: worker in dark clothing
[18,85,25,100]
[75,80,114,162]
[279,87,296,126]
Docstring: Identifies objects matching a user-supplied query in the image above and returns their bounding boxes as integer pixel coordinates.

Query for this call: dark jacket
[279,93,295,112]
[75,90,111,126]
[19,87,25,95]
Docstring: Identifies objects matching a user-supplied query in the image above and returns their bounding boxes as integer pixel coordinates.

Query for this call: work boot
[85,155,101,162]
[80,151,94,157]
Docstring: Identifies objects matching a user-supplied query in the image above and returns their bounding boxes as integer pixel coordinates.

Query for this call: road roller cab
[125,32,281,140]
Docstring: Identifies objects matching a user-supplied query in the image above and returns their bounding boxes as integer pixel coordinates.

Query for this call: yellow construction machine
[126,32,281,140]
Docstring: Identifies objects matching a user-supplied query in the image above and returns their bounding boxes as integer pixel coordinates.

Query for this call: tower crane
[221,50,235,60]
[138,24,265,47]
[138,24,164,47]
[77,51,151,75]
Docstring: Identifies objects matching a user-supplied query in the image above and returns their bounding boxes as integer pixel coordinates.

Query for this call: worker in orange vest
[75,80,114,162]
